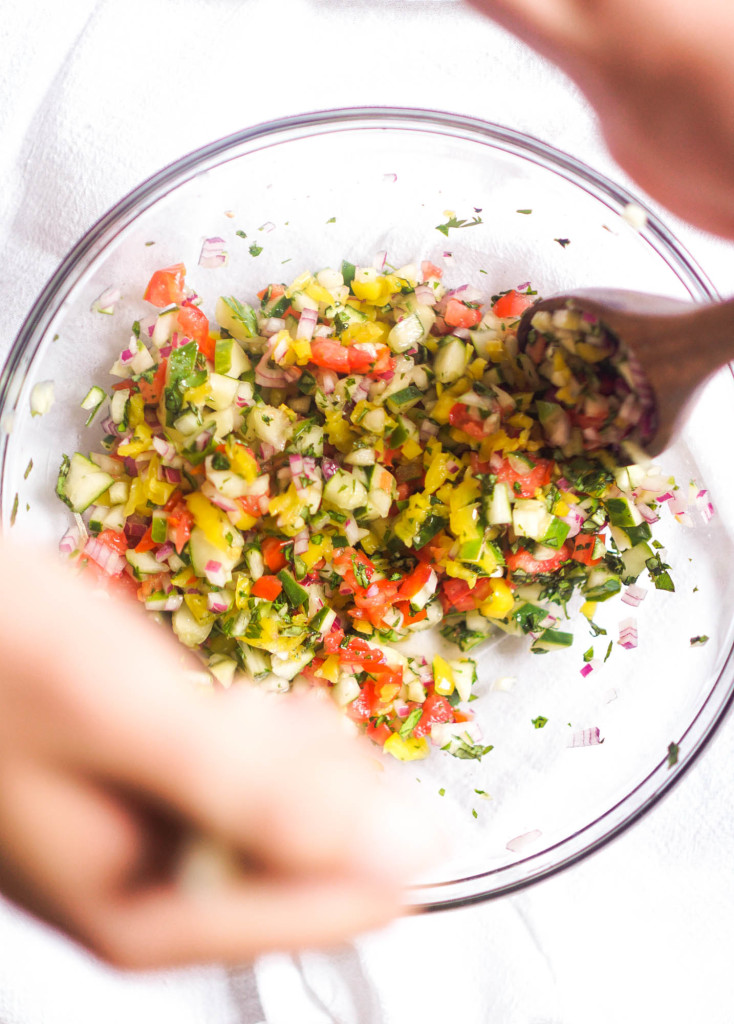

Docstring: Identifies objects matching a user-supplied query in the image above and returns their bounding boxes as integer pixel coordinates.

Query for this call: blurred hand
[0,543,436,968]
[469,0,734,238]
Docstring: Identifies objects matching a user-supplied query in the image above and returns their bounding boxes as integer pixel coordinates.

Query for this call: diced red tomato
[421,261,443,280]
[395,601,428,627]
[444,298,483,329]
[332,548,376,592]
[448,403,486,440]
[369,347,395,378]
[492,289,535,319]
[346,347,374,373]
[310,338,350,373]
[469,452,493,475]
[98,528,128,554]
[143,264,187,307]
[398,562,433,601]
[345,681,378,723]
[135,525,156,553]
[251,575,283,601]
[353,579,401,628]
[177,303,213,358]
[138,572,171,599]
[137,360,167,404]
[261,536,289,572]
[571,532,605,566]
[440,577,493,613]
[166,502,194,554]
[496,455,553,498]
[505,543,572,575]
[413,693,454,739]
[237,494,266,519]
[365,719,393,746]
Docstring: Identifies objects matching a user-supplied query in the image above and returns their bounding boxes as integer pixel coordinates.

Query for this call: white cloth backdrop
[2,1,734,1021]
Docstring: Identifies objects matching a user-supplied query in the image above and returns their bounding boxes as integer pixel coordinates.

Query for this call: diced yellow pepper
[286,272,312,297]
[184,382,210,406]
[225,441,258,482]
[235,575,251,609]
[185,593,214,625]
[432,655,455,696]
[305,281,334,305]
[316,655,341,683]
[401,438,423,460]
[292,338,313,365]
[127,393,145,428]
[324,410,355,453]
[352,619,373,635]
[468,358,488,380]
[117,423,153,458]
[479,578,514,619]
[449,474,480,511]
[186,491,237,553]
[444,560,477,585]
[342,321,388,346]
[384,733,430,761]
[580,601,597,619]
[268,483,304,528]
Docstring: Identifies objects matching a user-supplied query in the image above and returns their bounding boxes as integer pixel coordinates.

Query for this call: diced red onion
[162,466,182,484]
[59,528,80,556]
[260,442,275,461]
[668,490,688,515]
[321,458,339,480]
[100,416,117,435]
[621,584,647,607]
[656,491,674,503]
[123,516,147,543]
[580,661,597,678]
[414,285,435,304]
[636,502,659,524]
[198,236,228,269]
[505,829,542,853]
[201,480,239,513]
[261,317,286,336]
[152,436,177,461]
[91,286,121,315]
[420,418,439,439]
[154,541,174,563]
[120,347,135,364]
[293,530,310,555]
[567,727,604,748]
[316,368,338,394]
[122,456,138,478]
[207,591,232,613]
[297,307,318,341]
[83,537,125,577]
[382,172,397,183]
[450,283,484,303]
[204,560,227,588]
[344,517,361,546]
[559,505,587,538]
[373,250,387,271]
[618,616,639,650]
[394,701,410,719]
[194,430,213,452]
[451,327,471,340]
[255,344,289,388]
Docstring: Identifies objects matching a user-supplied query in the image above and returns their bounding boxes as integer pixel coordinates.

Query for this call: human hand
[469,0,734,238]
[0,543,436,968]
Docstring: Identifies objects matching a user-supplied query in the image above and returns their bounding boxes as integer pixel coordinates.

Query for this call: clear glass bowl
[2,107,733,911]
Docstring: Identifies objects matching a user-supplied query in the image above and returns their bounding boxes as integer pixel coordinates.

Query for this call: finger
[85,873,408,969]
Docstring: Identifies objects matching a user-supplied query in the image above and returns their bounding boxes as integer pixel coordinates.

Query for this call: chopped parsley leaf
[667,741,680,768]
[516,209,533,215]
[24,459,33,479]
[554,237,571,247]
[248,243,263,257]
[690,635,709,646]
[583,646,594,663]
[472,808,478,819]
[531,716,548,729]
[236,230,247,238]
[435,214,483,236]
[438,788,446,797]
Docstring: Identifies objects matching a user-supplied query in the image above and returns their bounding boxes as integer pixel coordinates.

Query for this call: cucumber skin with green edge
[277,569,309,607]
[57,453,114,513]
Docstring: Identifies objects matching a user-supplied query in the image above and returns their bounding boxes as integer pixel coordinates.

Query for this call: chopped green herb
[399,707,423,739]
[554,237,571,247]
[474,788,490,799]
[689,635,709,647]
[236,230,247,239]
[583,646,594,663]
[604,640,613,662]
[10,492,19,526]
[531,716,548,729]
[326,217,336,224]
[145,240,155,247]
[248,243,263,257]
[472,808,478,819]
[24,459,33,480]
[438,787,446,797]
[435,214,483,236]
[516,209,533,215]
[588,620,607,637]
[667,741,680,768]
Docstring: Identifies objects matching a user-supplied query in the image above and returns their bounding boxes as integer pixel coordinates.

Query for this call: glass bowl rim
[0,105,727,911]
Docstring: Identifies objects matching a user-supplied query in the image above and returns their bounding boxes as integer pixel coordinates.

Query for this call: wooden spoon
[517,288,734,463]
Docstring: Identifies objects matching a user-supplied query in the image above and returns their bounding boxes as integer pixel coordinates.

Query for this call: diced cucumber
[333,674,362,707]
[189,527,243,580]
[325,303,368,333]
[583,566,622,602]
[214,337,251,378]
[323,468,368,510]
[126,549,164,576]
[238,641,271,678]
[277,569,309,608]
[101,505,126,532]
[173,604,214,648]
[81,385,106,426]
[107,480,129,505]
[387,313,426,353]
[541,516,571,549]
[215,296,259,341]
[512,499,553,541]
[288,418,324,457]
[56,453,114,513]
[208,654,238,688]
[450,659,477,703]
[433,337,467,384]
[174,410,202,436]
[386,384,424,414]
[605,496,643,529]
[310,606,337,635]
[620,541,654,583]
[363,489,392,521]
[486,481,512,525]
[270,648,314,681]
[109,389,128,426]
[531,628,574,653]
[152,306,179,347]
[249,404,291,450]
[205,372,239,411]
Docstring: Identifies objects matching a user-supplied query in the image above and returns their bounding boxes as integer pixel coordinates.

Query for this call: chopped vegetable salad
[56,257,696,762]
